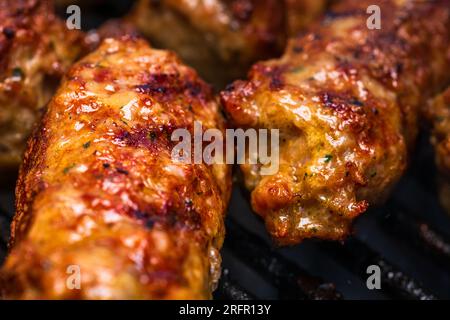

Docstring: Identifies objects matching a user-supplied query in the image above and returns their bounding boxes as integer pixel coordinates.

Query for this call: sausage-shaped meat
[129,0,286,89]
[221,0,450,245]
[0,36,231,299]
[129,0,330,89]
[0,0,84,171]
[426,88,450,214]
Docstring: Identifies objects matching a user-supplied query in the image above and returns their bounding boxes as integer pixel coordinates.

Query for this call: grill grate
[220,217,342,300]
[382,203,450,271]
[320,238,436,300]
[0,1,449,300]
[215,269,255,300]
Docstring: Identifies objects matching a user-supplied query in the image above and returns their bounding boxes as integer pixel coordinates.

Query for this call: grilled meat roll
[286,0,327,36]
[426,88,450,214]
[130,0,329,88]
[221,0,450,245]
[0,0,84,171]
[130,0,286,88]
[0,36,231,299]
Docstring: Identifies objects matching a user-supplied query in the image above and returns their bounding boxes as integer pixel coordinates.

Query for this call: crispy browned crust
[1,37,231,299]
[221,0,450,245]
[426,88,450,214]
[130,0,286,88]
[0,0,84,171]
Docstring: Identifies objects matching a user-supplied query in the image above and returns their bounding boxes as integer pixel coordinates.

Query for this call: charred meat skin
[130,0,329,88]
[426,88,450,214]
[221,0,450,245]
[0,0,84,170]
[1,37,231,299]
[130,0,286,88]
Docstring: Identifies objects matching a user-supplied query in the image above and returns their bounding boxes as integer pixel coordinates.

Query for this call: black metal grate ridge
[382,202,450,270]
[320,238,436,300]
[214,269,255,300]
[0,207,10,263]
[222,217,343,300]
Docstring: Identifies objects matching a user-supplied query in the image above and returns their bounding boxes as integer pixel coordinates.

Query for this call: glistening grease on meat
[130,0,285,88]
[0,0,84,171]
[0,37,231,299]
[425,88,450,215]
[221,0,450,245]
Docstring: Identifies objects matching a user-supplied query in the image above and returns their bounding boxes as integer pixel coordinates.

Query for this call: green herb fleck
[324,154,333,163]
[95,62,108,68]
[350,98,364,107]
[11,67,24,80]
[370,171,377,178]
[63,163,76,174]
[82,141,91,149]
[148,131,157,141]
[291,66,304,73]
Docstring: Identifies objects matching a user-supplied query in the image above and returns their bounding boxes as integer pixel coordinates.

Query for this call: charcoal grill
[0,0,449,300]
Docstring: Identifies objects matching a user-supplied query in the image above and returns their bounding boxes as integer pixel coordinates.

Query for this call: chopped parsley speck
[324,154,333,163]
[350,98,364,107]
[148,131,157,141]
[291,66,304,73]
[63,164,76,174]
[11,67,24,80]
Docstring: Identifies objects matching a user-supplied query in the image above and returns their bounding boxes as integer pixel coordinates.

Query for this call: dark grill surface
[0,1,449,300]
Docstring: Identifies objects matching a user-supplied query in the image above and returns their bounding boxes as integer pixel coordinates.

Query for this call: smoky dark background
[1,0,449,300]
